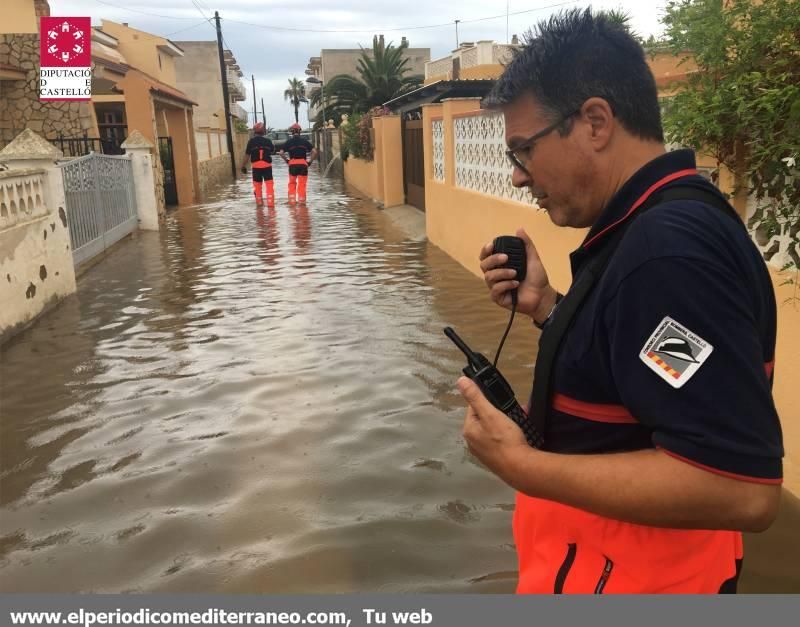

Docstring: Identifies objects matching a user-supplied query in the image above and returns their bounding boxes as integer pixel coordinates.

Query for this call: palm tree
[284,78,308,124]
[313,36,423,127]
[603,9,642,43]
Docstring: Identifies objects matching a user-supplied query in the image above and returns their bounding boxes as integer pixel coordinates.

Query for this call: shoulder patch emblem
[639,316,713,389]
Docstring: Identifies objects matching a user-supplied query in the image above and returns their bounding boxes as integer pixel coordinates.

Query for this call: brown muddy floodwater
[2,165,799,593]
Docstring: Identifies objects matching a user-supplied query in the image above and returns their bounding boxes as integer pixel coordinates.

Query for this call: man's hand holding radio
[479,227,560,326]
[458,376,531,484]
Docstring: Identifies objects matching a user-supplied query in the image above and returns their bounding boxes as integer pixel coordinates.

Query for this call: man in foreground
[459,8,784,593]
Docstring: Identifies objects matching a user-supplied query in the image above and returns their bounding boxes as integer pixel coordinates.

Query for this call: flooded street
[2,164,799,593]
[0,165,539,593]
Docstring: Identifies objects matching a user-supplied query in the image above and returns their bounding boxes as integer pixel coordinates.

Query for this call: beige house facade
[173,41,249,198]
[94,20,201,207]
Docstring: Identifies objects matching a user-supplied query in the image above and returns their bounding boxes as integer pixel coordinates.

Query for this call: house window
[158,54,162,69]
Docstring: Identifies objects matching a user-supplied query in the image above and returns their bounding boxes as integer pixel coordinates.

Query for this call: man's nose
[511,165,531,188]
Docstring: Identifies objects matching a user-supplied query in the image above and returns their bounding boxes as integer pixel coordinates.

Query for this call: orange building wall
[648,50,699,88]
[117,73,158,142]
[165,107,196,206]
[771,272,800,489]
[343,116,405,208]
[374,116,404,207]
[344,156,380,202]
[100,20,179,88]
[461,64,505,80]
[3,0,38,34]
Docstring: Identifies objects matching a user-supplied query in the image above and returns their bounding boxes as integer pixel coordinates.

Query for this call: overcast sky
[53,0,671,128]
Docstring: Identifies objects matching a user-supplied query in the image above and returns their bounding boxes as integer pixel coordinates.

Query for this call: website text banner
[2,595,799,627]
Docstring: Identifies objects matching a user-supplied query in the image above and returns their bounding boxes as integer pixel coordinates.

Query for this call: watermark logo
[39,17,92,101]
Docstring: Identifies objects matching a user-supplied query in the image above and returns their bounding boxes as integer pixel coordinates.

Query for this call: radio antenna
[444,327,481,369]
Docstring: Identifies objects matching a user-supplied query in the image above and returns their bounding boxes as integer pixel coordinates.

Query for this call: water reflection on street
[1,164,798,592]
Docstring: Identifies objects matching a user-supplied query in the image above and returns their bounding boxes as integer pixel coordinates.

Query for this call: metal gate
[402,119,425,211]
[158,136,179,206]
[59,153,138,267]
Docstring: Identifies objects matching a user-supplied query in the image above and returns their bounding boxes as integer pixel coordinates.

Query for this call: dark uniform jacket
[515,150,782,593]
[246,136,275,167]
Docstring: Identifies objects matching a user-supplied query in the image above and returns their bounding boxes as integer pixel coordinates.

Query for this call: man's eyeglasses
[505,110,579,173]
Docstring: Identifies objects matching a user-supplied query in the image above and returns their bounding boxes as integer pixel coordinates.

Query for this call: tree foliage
[311,35,423,128]
[661,0,800,269]
[284,78,308,124]
[340,108,390,162]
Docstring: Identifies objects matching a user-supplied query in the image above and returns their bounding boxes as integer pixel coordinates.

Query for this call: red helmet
[253,122,266,135]
[289,123,302,133]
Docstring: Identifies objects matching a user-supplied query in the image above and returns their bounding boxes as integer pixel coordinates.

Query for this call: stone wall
[195,130,248,200]
[0,33,96,150]
[198,153,234,200]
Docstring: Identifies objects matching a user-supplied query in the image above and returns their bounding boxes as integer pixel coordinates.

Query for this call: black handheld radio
[485,235,527,368]
[444,326,543,449]
[492,236,527,305]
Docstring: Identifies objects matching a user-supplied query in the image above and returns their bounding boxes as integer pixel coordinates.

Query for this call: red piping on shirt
[552,394,638,424]
[583,169,698,249]
[658,447,783,485]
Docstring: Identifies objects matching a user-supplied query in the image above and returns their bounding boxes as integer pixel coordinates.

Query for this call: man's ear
[580,97,615,151]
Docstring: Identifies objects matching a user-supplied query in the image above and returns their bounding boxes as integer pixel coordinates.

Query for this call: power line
[182,0,235,51]
[213,11,238,179]
[225,1,580,33]
[187,0,214,25]
[183,0,244,70]
[165,19,213,37]
[221,34,236,54]
[193,0,215,14]
[467,1,580,25]
[179,0,218,37]
[95,0,580,35]
[92,0,198,21]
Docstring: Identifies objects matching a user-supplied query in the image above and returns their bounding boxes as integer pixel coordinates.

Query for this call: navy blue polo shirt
[246,136,275,164]
[282,136,314,161]
[539,149,783,483]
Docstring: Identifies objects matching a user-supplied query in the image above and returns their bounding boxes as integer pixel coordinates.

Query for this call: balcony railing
[231,103,248,122]
[226,70,246,101]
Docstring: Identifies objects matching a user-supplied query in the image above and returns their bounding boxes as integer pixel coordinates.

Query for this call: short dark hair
[486,8,664,142]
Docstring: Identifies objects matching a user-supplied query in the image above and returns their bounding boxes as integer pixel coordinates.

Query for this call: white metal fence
[59,153,138,266]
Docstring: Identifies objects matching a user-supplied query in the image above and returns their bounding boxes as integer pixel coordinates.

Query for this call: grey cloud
[55,0,664,127]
